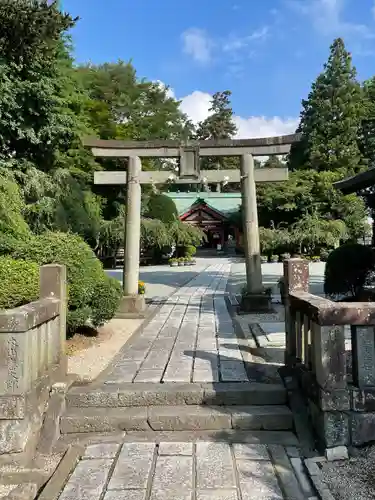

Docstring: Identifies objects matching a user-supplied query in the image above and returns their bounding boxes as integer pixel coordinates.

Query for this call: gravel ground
[321,446,375,500]
[0,485,17,498]
[67,318,142,382]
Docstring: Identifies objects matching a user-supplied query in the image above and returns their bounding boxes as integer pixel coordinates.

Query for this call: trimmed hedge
[0,257,39,309]
[11,231,121,332]
[90,275,122,327]
[145,193,178,224]
[324,243,375,300]
[0,233,23,256]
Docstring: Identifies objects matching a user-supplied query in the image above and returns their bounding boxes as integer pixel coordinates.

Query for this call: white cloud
[154,82,298,138]
[181,28,213,64]
[233,115,298,139]
[222,27,269,53]
[179,90,213,124]
[287,0,374,40]
[179,89,298,138]
[181,25,270,68]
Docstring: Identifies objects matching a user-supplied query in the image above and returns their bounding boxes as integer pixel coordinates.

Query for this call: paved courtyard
[58,441,307,500]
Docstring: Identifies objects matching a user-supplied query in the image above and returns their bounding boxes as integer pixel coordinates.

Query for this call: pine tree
[289,38,365,173]
[196,90,237,140]
[195,90,238,192]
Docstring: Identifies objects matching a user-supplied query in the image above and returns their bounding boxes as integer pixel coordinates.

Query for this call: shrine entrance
[84,134,300,314]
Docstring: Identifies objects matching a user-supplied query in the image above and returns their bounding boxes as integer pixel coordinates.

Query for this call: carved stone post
[351,325,375,388]
[40,264,67,373]
[283,258,309,365]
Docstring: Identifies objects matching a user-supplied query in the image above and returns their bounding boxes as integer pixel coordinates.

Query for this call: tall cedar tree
[289,38,365,173]
[195,91,238,193]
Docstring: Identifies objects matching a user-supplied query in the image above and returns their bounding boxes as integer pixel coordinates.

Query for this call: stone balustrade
[0,264,67,460]
[284,258,375,448]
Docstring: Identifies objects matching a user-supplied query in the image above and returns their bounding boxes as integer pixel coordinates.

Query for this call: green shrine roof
[165,192,241,216]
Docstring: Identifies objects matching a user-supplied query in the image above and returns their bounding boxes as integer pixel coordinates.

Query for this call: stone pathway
[58,441,309,500]
[100,262,251,385]
[57,260,316,499]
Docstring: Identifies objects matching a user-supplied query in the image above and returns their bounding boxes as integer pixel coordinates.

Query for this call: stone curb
[37,444,85,500]
[279,366,317,459]
[4,483,38,500]
[60,404,293,434]
[66,381,287,408]
[304,457,337,500]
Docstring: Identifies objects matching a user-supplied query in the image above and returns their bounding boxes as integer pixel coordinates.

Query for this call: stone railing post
[0,264,66,456]
[40,264,67,373]
[283,258,309,365]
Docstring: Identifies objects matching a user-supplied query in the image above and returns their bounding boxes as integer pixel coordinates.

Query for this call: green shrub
[90,275,122,327]
[324,243,375,300]
[184,245,196,257]
[0,233,25,256]
[145,193,178,224]
[281,252,291,261]
[0,257,39,309]
[320,249,330,262]
[11,231,118,333]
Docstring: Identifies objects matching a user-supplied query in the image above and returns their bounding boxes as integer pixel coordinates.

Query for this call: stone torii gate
[84,134,300,314]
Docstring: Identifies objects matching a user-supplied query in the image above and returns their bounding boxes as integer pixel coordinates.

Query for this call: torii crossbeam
[84,134,300,315]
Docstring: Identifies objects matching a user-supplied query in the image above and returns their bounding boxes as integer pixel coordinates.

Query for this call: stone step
[60,405,293,434]
[67,382,287,408]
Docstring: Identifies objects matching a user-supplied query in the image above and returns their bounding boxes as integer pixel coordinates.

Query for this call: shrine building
[165,192,242,249]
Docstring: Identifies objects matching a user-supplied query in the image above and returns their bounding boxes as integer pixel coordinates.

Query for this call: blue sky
[62,0,375,137]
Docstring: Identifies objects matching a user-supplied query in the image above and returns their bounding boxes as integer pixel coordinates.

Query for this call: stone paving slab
[98,263,251,385]
[56,441,310,500]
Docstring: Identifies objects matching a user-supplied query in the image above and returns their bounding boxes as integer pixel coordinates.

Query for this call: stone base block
[116,295,146,318]
[240,293,273,313]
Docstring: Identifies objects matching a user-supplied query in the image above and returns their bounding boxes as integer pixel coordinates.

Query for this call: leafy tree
[0,170,30,238]
[141,218,172,254]
[290,213,346,255]
[196,90,237,141]
[195,90,239,193]
[263,156,285,169]
[359,77,375,165]
[169,220,205,248]
[0,0,78,169]
[145,193,178,224]
[289,38,365,173]
[325,243,375,300]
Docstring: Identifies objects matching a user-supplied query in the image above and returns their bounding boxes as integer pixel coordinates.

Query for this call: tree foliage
[289,38,365,174]
[324,244,375,299]
[145,193,178,224]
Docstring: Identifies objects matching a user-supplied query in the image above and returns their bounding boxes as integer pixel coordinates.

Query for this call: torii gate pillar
[118,157,145,316]
[85,133,301,314]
